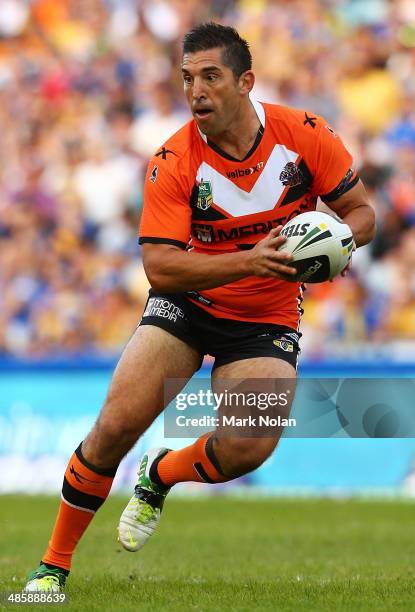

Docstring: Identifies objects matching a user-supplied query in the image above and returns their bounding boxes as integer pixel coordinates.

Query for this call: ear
[238,70,255,95]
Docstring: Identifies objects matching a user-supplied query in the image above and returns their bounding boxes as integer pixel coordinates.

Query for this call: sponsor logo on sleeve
[149,165,158,183]
[325,124,337,137]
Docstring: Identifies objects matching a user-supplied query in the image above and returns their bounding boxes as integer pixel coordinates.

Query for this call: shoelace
[126,497,157,524]
[41,576,60,584]
[137,504,156,524]
[134,486,165,509]
[32,575,61,588]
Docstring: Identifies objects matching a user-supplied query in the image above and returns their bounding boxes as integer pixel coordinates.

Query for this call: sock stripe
[205,435,226,476]
[193,462,216,484]
[60,493,95,514]
[156,434,229,487]
[75,443,118,477]
[62,477,104,513]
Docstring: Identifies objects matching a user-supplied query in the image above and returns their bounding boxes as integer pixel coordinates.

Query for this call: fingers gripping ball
[278,211,354,283]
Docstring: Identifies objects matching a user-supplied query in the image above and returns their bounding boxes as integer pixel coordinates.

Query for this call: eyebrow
[181,66,222,74]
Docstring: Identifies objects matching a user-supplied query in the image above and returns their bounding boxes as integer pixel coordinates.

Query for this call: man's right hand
[247,226,297,280]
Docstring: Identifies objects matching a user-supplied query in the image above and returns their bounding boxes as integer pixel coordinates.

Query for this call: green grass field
[0,495,414,611]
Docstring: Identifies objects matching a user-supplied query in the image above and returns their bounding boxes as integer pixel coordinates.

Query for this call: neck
[207,100,261,161]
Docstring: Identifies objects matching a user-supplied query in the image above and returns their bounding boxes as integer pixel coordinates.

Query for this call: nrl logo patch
[197,180,213,210]
[279,162,303,187]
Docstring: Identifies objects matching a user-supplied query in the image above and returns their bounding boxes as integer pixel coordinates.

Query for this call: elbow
[146,270,169,293]
[357,224,376,248]
[144,264,175,293]
[365,209,377,245]
[149,278,174,293]
[142,244,184,292]
[358,208,376,247]
[360,222,376,247]
[368,221,377,243]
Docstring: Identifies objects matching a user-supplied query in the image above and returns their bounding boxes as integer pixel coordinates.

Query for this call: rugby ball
[278,211,354,283]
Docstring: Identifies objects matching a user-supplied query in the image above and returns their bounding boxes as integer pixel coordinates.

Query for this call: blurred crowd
[0,0,415,359]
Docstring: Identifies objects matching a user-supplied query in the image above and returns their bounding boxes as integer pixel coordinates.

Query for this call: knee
[94,412,138,447]
[215,437,278,478]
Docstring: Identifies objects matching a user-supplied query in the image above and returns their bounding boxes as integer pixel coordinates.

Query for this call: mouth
[193,108,213,120]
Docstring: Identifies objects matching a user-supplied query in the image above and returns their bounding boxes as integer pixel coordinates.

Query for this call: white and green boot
[118,448,170,552]
[24,563,67,592]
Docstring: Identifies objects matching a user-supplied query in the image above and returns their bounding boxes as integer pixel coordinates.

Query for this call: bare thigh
[211,357,296,476]
[83,325,201,467]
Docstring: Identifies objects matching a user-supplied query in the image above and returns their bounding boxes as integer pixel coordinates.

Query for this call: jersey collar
[251,98,265,127]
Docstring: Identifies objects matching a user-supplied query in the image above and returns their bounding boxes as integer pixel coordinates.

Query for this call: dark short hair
[182,22,252,78]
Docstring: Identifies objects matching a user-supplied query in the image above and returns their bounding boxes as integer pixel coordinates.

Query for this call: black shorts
[139,290,301,371]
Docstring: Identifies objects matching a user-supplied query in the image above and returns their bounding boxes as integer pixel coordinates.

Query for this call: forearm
[341,204,376,247]
[145,248,252,292]
[143,228,295,292]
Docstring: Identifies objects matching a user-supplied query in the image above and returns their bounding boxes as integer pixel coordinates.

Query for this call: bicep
[140,163,191,247]
[307,116,354,198]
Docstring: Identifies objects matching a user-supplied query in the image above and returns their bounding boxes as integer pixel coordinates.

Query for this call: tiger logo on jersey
[279,162,303,187]
[197,180,213,210]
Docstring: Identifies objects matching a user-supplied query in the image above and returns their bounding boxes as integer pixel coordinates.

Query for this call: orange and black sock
[42,442,117,572]
[154,434,229,487]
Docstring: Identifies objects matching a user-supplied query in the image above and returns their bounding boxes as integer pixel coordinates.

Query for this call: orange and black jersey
[139,100,357,328]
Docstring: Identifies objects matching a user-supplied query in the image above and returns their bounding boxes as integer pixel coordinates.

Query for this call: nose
[192,76,206,101]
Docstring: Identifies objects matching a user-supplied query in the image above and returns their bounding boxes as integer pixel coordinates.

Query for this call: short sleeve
[308,117,355,199]
[139,159,191,249]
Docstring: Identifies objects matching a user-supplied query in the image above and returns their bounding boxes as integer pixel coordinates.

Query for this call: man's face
[182,47,242,137]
